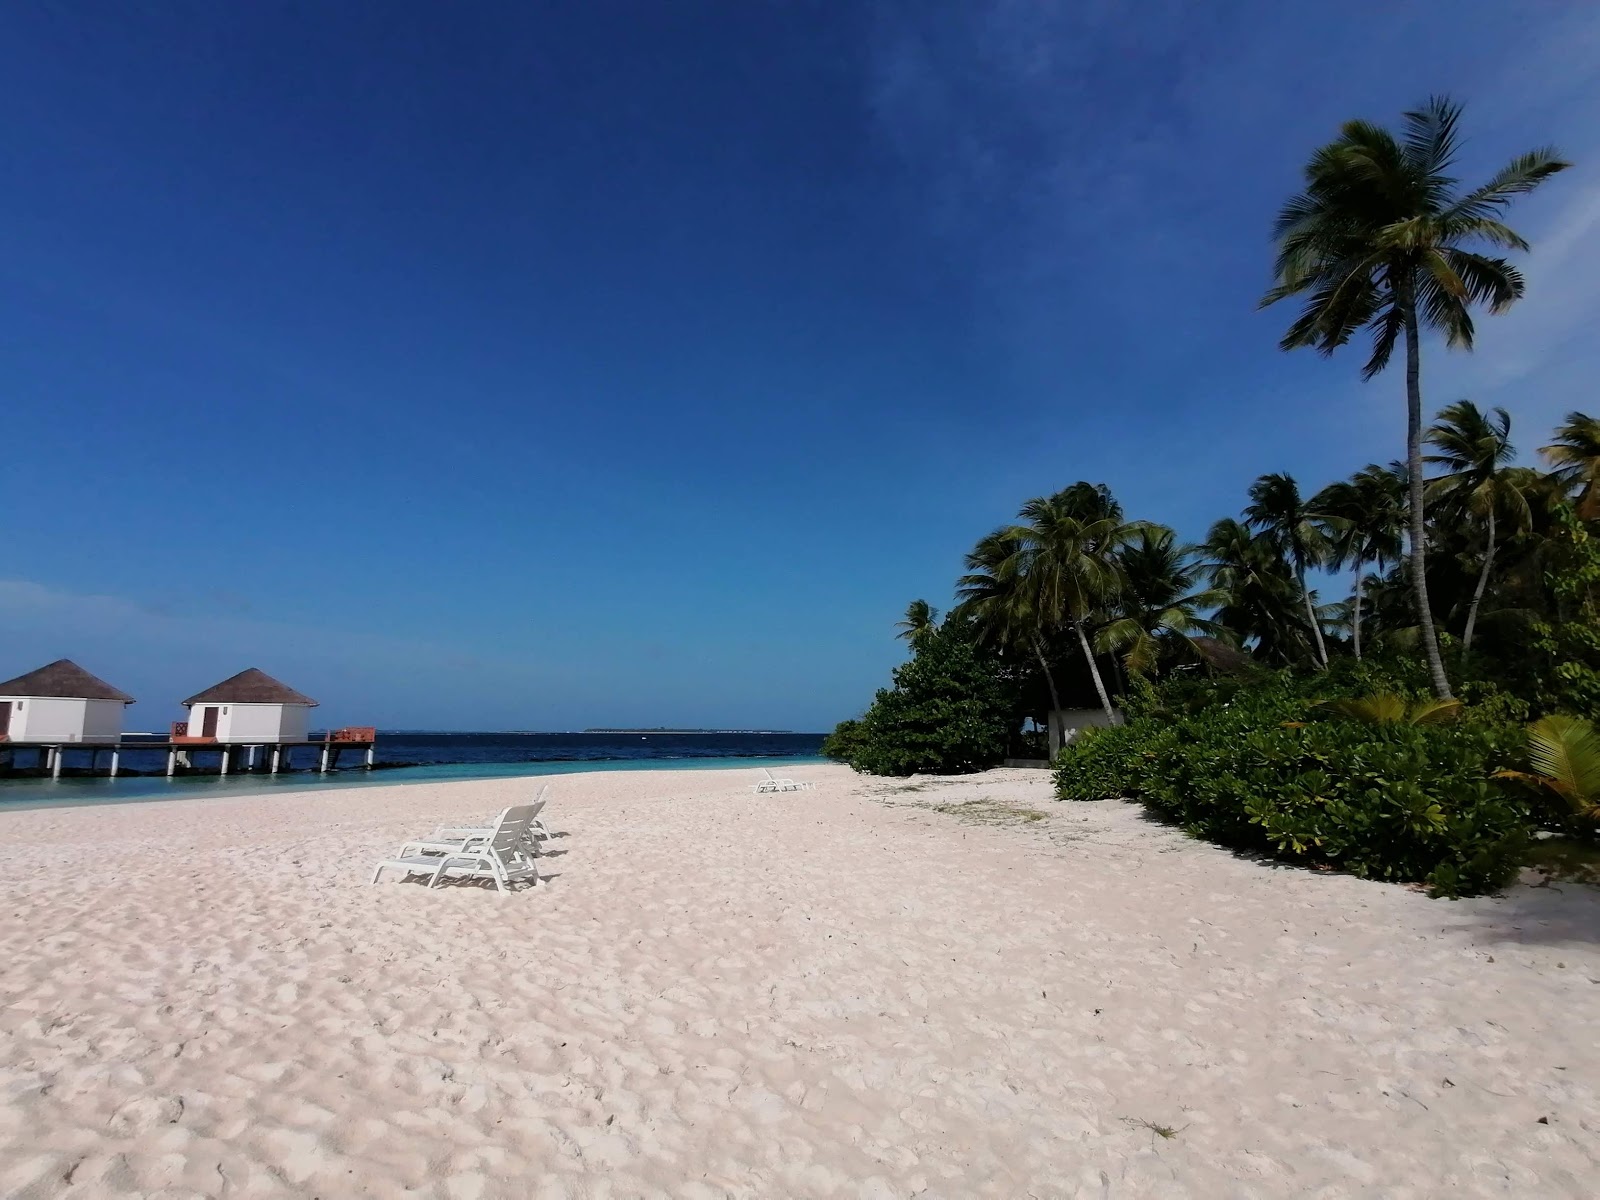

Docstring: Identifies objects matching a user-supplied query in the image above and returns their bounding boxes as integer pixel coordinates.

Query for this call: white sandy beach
[1,763,1597,1198]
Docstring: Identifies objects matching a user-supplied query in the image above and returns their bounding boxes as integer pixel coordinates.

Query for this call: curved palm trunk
[1400,289,1453,700]
[1073,619,1118,724]
[1033,635,1063,759]
[1462,506,1496,652]
[1351,562,1364,661]
[1298,565,1329,668]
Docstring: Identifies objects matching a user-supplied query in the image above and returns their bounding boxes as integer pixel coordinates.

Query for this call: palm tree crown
[894,599,941,643]
[1244,472,1331,667]
[1541,411,1600,520]
[1202,517,1310,667]
[1097,528,1226,675]
[1426,400,1531,649]
[1312,464,1406,659]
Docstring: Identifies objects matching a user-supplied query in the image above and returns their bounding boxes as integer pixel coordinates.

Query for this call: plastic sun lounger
[371,804,539,893]
[432,787,553,848]
[751,767,814,793]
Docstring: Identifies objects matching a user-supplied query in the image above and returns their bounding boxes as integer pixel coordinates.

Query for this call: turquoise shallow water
[0,754,829,813]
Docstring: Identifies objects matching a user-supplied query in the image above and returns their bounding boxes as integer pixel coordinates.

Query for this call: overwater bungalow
[177,668,318,744]
[0,659,135,744]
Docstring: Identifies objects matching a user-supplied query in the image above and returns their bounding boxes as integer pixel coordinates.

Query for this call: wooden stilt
[247,745,258,771]
[319,744,330,773]
[51,747,63,779]
[365,746,375,769]
[110,749,120,778]
[167,748,177,777]
[219,747,230,776]
[271,746,281,774]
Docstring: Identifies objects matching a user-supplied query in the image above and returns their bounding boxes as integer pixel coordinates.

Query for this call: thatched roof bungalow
[181,668,318,743]
[0,659,135,743]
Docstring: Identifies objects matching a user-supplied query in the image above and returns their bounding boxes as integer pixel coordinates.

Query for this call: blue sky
[2,2,1596,732]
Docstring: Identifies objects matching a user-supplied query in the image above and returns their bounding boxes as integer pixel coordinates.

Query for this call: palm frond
[1513,714,1600,818]
[1447,148,1572,220]
[1401,95,1463,177]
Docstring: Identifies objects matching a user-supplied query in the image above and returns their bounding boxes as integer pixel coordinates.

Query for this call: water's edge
[0,753,830,812]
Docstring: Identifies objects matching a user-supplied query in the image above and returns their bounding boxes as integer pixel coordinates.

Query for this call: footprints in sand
[2,767,1598,1196]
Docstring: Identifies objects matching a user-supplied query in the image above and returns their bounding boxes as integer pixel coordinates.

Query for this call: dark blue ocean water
[0,731,826,810]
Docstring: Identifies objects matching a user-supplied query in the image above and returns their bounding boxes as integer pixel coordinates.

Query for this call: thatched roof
[183,668,318,708]
[1192,637,1252,675]
[0,659,135,703]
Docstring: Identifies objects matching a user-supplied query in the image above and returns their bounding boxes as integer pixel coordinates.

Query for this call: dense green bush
[1055,669,1532,897]
[827,620,1013,776]
[819,718,867,763]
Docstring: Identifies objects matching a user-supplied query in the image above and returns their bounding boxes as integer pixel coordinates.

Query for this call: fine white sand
[2,764,1597,1198]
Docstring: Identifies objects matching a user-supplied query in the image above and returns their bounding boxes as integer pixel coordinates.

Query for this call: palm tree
[1097,527,1227,675]
[1244,473,1331,667]
[1313,464,1406,659]
[1011,486,1141,723]
[1262,96,1568,698]
[956,528,1064,749]
[1202,518,1310,666]
[1541,412,1600,519]
[1426,401,1531,650]
[894,599,940,643]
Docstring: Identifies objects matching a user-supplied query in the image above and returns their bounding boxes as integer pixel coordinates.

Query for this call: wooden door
[0,702,11,738]
[200,706,219,738]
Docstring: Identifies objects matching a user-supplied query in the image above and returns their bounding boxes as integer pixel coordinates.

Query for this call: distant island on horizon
[582,727,797,735]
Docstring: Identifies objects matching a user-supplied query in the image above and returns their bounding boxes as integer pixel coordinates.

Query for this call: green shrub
[820,718,867,763]
[841,619,1014,776]
[1055,671,1532,897]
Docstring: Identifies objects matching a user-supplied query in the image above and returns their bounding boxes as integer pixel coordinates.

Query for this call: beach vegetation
[1497,714,1600,824]
[1056,667,1531,897]
[825,98,1589,896]
[1260,95,1568,699]
[829,617,1013,776]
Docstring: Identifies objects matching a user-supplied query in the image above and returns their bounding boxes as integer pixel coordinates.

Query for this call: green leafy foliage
[819,718,867,764]
[1527,504,1600,714]
[1315,693,1462,725]
[836,620,1014,777]
[1498,713,1600,823]
[1055,669,1531,897]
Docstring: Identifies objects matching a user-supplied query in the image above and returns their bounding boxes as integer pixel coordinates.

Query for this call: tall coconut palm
[1244,473,1331,667]
[1010,486,1141,723]
[1312,464,1406,659]
[1202,518,1310,666]
[1097,527,1227,675]
[1541,411,1600,519]
[894,599,941,643]
[1426,401,1531,650]
[1262,96,1568,698]
[955,529,1064,751]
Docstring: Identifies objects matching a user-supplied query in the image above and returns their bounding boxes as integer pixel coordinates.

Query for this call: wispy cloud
[866,0,1600,475]
[0,578,525,725]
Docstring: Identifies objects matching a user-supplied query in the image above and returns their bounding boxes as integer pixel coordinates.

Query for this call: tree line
[833,96,1587,764]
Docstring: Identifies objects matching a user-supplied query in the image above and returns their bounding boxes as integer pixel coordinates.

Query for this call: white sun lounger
[371,804,539,893]
[431,787,552,848]
[751,767,814,793]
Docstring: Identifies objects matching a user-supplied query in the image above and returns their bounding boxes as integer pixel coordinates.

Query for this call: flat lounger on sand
[751,767,814,793]
[371,803,539,893]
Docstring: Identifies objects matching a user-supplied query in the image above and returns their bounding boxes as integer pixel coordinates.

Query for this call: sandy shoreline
[2,764,1596,1197]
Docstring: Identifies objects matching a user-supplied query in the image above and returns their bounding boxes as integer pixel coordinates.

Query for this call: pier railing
[328,726,376,743]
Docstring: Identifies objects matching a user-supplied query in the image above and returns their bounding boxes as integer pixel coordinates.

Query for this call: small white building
[0,659,136,743]
[181,669,318,744]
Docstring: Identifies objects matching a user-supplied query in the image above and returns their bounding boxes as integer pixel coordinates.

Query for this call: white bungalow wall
[203,703,312,743]
[0,696,126,743]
